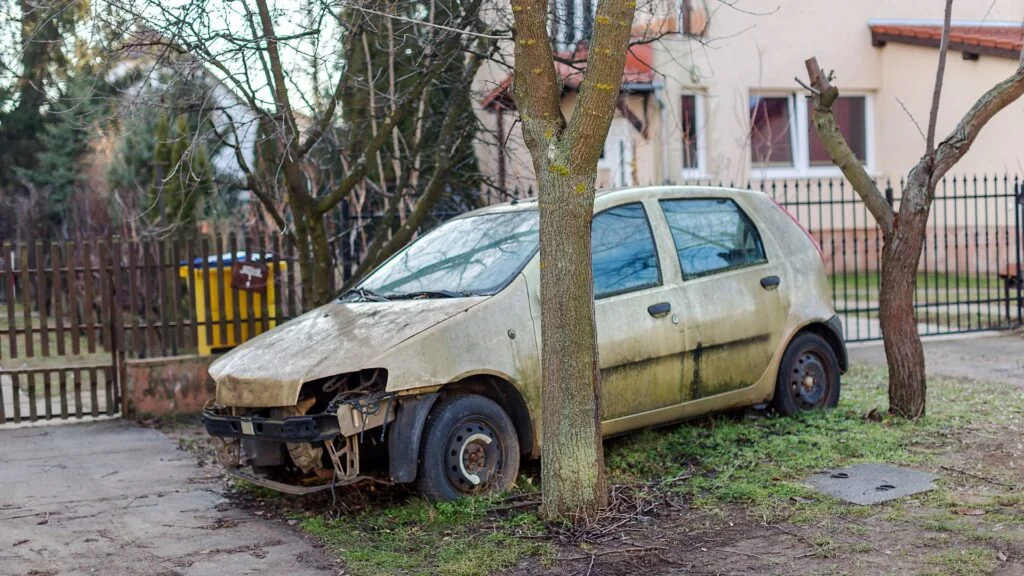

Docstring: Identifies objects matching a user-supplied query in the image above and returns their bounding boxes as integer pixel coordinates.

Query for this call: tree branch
[565,0,639,170]
[932,56,1024,182]
[314,0,483,215]
[803,57,894,237]
[254,0,300,149]
[926,0,953,154]
[346,51,484,286]
[296,20,361,157]
[510,0,564,153]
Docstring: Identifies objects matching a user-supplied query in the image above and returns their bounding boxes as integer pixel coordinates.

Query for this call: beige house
[474,1,1024,197]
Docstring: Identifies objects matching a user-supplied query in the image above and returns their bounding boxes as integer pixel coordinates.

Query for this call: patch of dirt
[506,401,1024,575]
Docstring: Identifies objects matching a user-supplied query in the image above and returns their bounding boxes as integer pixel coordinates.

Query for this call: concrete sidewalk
[849,331,1024,386]
[0,421,337,576]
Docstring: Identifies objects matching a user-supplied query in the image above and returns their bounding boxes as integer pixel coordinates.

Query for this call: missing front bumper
[228,466,373,495]
[203,407,341,443]
[204,395,398,494]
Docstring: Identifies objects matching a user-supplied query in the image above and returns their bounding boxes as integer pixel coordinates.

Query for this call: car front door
[592,203,688,422]
[659,197,787,400]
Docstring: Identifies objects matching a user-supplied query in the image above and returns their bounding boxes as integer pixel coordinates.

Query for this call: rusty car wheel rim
[444,417,503,493]
[790,351,829,410]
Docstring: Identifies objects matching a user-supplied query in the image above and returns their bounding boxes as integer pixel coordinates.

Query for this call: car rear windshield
[356,210,539,298]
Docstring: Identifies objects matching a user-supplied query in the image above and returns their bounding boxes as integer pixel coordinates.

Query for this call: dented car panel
[208,297,489,407]
[202,186,843,494]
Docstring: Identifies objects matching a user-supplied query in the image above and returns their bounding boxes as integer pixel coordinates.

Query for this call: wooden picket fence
[0,233,306,424]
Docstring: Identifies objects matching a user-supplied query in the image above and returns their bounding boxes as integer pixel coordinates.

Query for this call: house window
[598,117,634,187]
[750,92,872,175]
[750,95,795,167]
[681,94,699,170]
[807,96,866,166]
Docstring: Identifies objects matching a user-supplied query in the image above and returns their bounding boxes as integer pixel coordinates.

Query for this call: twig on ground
[941,465,1018,488]
[556,545,665,562]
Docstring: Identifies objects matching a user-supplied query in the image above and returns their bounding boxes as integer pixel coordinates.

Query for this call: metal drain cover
[806,463,936,505]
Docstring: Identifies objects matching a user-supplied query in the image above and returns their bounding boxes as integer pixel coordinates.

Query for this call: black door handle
[760,275,781,289]
[647,302,671,317]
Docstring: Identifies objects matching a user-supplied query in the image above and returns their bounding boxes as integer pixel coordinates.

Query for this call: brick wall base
[124,355,217,418]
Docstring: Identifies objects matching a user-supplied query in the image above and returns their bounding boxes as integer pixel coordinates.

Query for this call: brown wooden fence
[0,233,306,424]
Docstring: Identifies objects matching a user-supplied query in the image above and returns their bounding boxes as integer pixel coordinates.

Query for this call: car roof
[457,185,765,219]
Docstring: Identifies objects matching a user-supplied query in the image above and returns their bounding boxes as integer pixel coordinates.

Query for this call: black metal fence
[748,175,1023,342]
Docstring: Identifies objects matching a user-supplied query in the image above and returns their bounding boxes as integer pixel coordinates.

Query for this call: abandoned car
[203,186,846,500]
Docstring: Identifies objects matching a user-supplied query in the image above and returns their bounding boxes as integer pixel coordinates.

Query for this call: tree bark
[879,168,931,418]
[537,169,606,519]
[511,0,636,520]
[308,212,335,305]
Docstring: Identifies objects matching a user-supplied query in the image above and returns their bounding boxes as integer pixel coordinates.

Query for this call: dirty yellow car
[203,186,846,500]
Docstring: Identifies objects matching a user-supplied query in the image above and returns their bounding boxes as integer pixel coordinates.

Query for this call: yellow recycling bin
[178,252,286,356]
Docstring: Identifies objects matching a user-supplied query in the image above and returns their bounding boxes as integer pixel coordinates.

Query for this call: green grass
[300,365,1024,574]
[830,272,1006,302]
[922,548,998,576]
[604,364,1023,524]
[301,496,551,576]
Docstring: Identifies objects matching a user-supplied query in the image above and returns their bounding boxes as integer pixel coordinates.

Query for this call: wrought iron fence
[751,175,1023,342]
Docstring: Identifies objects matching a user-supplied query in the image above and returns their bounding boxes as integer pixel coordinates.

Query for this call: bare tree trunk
[511,0,636,519]
[308,213,335,305]
[879,170,931,418]
[537,170,606,518]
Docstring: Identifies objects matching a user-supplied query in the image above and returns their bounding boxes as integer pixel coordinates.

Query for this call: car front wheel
[417,394,520,501]
[773,332,841,416]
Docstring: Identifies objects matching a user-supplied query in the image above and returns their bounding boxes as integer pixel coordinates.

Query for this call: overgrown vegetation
[300,496,551,576]
[290,365,1023,575]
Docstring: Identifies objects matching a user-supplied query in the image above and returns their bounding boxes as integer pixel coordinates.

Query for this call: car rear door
[658,196,788,399]
[591,202,689,421]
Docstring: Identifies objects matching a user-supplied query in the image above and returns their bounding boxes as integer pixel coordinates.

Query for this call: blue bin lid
[180,251,278,267]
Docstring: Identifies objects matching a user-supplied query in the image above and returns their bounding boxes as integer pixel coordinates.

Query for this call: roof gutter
[652,79,671,185]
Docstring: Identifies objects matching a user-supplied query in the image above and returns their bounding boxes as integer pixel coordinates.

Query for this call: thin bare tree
[800,1,1024,417]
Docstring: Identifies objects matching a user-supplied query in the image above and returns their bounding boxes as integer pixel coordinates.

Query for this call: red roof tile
[870,23,1024,59]
[481,43,656,110]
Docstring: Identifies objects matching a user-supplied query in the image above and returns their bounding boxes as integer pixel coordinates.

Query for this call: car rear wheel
[418,394,520,501]
[773,332,841,416]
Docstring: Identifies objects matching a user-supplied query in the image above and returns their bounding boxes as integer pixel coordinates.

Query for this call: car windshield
[353,210,539,298]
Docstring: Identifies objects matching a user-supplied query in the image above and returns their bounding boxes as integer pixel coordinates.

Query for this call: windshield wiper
[387,290,471,300]
[341,288,390,302]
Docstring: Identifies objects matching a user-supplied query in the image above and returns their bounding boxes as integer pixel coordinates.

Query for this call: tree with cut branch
[509,0,637,519]
[800,1,1024,417]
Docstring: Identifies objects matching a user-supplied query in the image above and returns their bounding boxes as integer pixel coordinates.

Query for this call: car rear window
[659,198,767,279]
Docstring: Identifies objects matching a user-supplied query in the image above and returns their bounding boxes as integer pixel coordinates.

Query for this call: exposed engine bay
[203,369,397,494]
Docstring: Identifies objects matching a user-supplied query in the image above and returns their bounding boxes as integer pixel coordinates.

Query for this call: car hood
[209,296,487,407]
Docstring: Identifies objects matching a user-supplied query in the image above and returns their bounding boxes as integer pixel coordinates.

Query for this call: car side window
[592,203,661,299]
[660,198,767,279]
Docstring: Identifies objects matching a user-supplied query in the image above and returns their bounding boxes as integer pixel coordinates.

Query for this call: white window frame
[749,91,874,179]
[598,117,635,187]
[681,93,706,179]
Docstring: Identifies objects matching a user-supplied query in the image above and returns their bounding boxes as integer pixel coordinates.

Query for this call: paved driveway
[0,421,337,576]
[849,331,1024,386]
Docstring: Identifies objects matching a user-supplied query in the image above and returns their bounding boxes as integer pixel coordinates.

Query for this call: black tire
[418,394,520,501]
[773,332,841,416]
